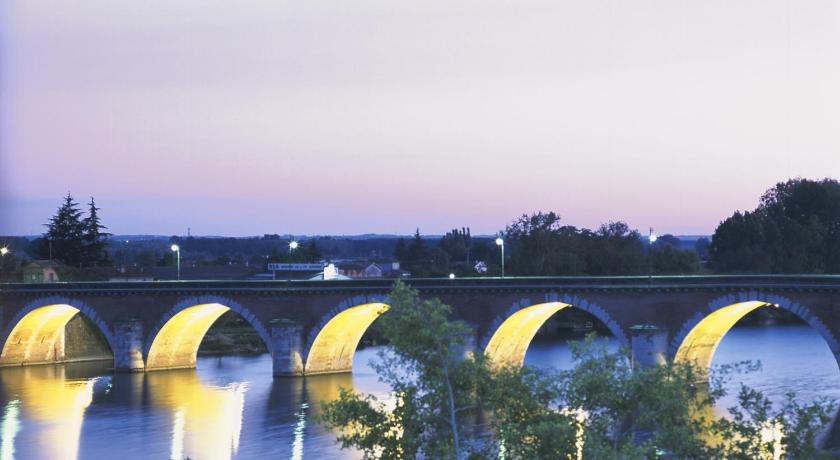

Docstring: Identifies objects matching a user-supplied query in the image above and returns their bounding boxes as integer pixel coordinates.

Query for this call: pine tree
[82,197,111,267]
[44,193,86,267]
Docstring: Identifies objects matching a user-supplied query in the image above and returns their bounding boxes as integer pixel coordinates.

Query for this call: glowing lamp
[171,244,180,252]
[495,238,504,246]
[289,241,299,250]
[448,273,456,279]
[0,247,8,256]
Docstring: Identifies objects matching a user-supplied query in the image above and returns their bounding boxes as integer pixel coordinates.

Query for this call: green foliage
[651,244,700,274]
[320,281,485,458]
[320,284,835,460]
[40,193,86,267]
[712,387,835,460]
[30,193,111,269]
[710,178,840,273]
[81,197,111,267]
[501,213,666,276]
[395,229,451,277]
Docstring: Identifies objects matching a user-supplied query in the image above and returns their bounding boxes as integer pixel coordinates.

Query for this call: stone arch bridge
[1,276,838,377]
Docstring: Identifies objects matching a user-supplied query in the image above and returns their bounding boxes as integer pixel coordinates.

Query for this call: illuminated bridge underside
[146,303,230,370]
[485,302,571,368]
[305,303,388,375]
[0,304,81,366]
[675,301,768,371]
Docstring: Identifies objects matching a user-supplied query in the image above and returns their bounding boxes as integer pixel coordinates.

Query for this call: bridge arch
[144,295,271,371]
[304,294,389,375]
[483,293,628,368]
[0,296,115,366]
[671,292,840,373]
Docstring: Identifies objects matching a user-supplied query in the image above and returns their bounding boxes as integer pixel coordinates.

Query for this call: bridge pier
[271,323,304,377]
[630,324,668,369]
[113,318,145,372]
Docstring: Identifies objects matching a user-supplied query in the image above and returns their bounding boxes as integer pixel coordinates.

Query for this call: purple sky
[2,1,839,236]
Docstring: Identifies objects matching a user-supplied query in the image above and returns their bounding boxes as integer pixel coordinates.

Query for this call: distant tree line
[394,214,701,277]
[7,178,839,279]
[710,178,840,273]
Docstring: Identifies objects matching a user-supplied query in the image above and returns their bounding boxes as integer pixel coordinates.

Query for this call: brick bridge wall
[0,276,838,376]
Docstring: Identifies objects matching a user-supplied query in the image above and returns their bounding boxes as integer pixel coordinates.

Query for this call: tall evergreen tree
[82,197,111,267]
[44,193,86,267]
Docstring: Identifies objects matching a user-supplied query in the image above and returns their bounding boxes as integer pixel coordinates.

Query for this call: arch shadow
[144,295,271,371]
[304,294,389,375]
[482,292,628,368]
[0,296,116,367]
[670,292,840,373]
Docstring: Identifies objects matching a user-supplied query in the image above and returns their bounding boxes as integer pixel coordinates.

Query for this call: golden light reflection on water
[146,303,230,370]
[145,370,247,460]
[0,365,99,460]
[305,303,388,375]
[675,301,768,372]
[0,304,80,366]
[485,302,571,368]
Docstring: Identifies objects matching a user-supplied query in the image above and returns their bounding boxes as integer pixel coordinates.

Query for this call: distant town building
[23,260,60,283]
[336,261,403,279]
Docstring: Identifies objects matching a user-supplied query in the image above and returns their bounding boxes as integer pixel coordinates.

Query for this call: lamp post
[287,240,299,281]
[170,244,181,281]
[495,237,505,278]
[647,229,657,281]
[0,247,8,281]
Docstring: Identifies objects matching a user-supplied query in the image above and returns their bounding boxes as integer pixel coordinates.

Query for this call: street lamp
[448,273,456,279]
[170,244,181,281]
[289,240,299,253]
[0,247,8,281]
[647,229,657,281]
[495,237,505,278]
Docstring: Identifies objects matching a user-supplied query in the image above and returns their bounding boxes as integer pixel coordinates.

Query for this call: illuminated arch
[304,294,389,375]
[0,297,115,366]
[145,296,270,371]
[483,293,628,368]
[672,292,840,374]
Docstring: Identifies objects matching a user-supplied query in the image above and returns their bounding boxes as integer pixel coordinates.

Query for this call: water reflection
[145,370,247,460]
[0,363,104,460]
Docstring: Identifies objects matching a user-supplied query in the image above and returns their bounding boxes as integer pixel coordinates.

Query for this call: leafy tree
[439,228,472,270]
[504,212,585,276]
[651,245,700,274]
[320,281,486,458]
[585,221,646,275]
[710,178,840,273]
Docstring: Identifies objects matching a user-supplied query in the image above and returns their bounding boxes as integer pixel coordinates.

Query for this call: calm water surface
[1,325,837,459]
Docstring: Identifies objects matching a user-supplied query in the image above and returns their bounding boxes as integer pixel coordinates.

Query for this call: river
[0,324,837,459]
